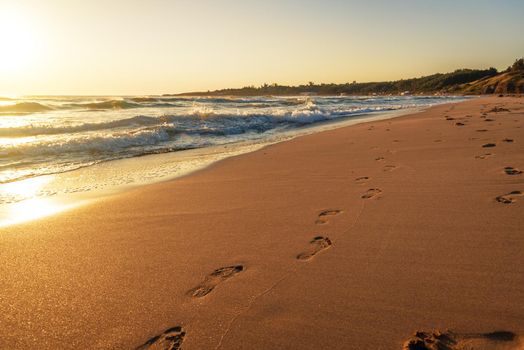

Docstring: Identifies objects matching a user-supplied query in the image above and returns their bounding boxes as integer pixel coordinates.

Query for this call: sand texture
[1,96,523,349]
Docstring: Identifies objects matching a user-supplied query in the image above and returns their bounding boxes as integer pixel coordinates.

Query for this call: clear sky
[0,0,523,95]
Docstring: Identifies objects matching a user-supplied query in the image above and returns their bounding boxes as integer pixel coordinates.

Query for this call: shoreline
[1,96,522,349]
[0,105,433,227]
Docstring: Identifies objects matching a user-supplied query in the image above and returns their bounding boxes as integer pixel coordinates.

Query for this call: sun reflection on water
[0,136,36,147]
[2,175,51,198]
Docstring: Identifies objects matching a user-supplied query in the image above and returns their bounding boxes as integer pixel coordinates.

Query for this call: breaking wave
[0,104,397,138]
[0,95,467,183]
[0,102,53,113]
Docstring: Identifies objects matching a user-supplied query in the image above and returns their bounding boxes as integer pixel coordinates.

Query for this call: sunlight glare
[0,197,77,227]
[0,176,85,227]
[0,5,39,73]
[2,175,51,198]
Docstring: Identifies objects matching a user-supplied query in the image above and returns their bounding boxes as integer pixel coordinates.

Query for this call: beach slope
[1,96,523,349]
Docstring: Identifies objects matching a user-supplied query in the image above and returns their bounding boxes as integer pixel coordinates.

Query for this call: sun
[0,6,39,73]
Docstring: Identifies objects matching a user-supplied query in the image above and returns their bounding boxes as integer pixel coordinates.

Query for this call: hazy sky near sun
[0,0,523,95]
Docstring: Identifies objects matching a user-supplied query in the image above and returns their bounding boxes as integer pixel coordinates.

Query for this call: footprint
[136,326,186,350]
[496,191,523,204]
[188,265,244,298]
[355,176,370,184]
[489,107,510,112]
[445,116,455,121]
[482,143,496,148]
[403,330,518,350]
[502,138,514,143]
[297,236,332,261]
[362,188,382,199]
[383,165,397,172]
[505,167,522,175]
[455,122,465,126]
[485,118,495,122]
[476,129,488,132]
[375,156,385,161]
[475,153,493,159]
[315,209,342,224]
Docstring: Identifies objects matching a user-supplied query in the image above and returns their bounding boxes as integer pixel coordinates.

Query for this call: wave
[0,115,161,137]
[0,96,312,115]
[63,99,188,110]
[0,95,466,185]
[0,104,399,138]
[75,100,141,110]
[0,104,380,182]
[0,106,403,161]
[2,127,175,158]
[0,102,52,114]
[128,97,159,103]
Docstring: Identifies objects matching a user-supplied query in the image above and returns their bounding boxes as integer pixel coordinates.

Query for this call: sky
[0,0,523,96]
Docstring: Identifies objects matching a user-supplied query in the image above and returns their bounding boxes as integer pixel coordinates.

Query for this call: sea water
[0,95,466,223]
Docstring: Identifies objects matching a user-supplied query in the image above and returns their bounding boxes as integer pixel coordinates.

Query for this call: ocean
[0,95,465,211]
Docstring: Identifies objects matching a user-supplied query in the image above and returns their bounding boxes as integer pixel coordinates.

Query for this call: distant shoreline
[166,92,472,97]
[166,59,524,97]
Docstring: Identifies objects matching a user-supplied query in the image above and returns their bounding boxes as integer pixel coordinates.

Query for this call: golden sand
[1,96,523,349]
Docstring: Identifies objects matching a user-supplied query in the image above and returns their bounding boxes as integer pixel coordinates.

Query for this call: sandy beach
[1,96,523,349]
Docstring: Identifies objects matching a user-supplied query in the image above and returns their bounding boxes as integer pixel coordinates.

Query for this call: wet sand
[1,96,523,349]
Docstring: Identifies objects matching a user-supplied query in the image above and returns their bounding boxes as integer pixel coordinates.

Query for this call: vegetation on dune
[458,58,524,94]
[507,58,524,73]
[172,58,524,96]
